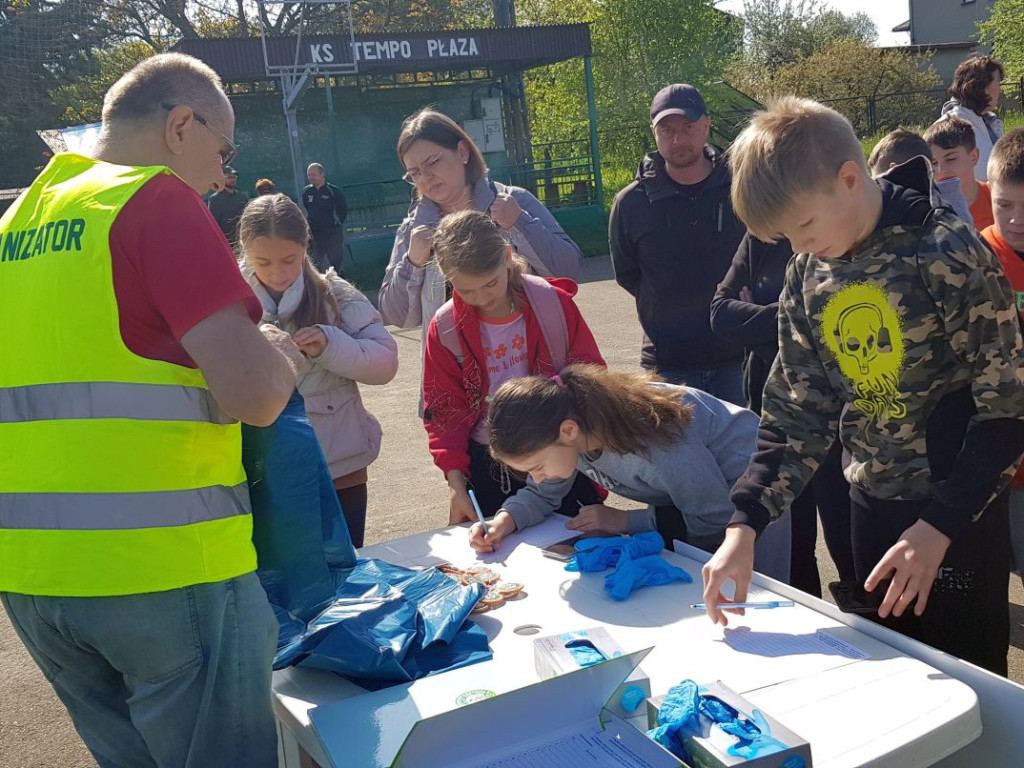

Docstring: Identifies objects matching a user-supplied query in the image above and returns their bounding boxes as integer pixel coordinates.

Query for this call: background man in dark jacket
[207,165,248,246]
[302,162,348,273]
[609,83,746,404]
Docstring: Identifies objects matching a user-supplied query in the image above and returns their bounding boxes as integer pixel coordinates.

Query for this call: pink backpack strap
[521,274,569,371]
[434,299,464,364]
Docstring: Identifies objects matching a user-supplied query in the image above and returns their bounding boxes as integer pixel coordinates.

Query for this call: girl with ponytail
[473,364,791,583]
[238,193,398,547]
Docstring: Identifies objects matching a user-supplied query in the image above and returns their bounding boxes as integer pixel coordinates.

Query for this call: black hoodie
[609,147,747,370]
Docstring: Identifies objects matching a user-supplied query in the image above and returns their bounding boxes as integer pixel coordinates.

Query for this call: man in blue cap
[609,84,746,405]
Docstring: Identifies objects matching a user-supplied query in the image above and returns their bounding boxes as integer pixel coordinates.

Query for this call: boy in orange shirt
[925,117,993,230]
[980,127,1024,586]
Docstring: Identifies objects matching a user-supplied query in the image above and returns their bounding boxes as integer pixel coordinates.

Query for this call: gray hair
[102,52,228,126]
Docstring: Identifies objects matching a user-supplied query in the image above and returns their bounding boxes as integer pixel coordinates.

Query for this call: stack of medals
[438,564,525,614]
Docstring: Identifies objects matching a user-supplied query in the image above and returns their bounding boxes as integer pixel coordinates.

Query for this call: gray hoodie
[502,386,758,539]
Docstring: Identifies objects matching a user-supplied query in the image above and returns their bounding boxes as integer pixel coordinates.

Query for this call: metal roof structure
[174,24,592,81]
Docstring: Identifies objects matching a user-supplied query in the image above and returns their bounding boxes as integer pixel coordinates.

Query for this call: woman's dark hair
[396,109,488,201]
[254,178,276,195]
[487,365,694,461]
[238,193,338,329]
[949,55,1005,114]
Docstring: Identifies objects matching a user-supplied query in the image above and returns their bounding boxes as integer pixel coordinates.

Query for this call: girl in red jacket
[423,210,606,524]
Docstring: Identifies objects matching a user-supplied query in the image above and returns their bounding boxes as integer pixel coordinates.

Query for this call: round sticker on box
[456,689,496,707]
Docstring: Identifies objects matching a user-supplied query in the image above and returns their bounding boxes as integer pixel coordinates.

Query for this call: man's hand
[489,193,523,230]
[739,286,754,303]
[865,519,951,619]
[407,225,434,267]
[293,326,328,358]
[701,524,756,626]
[469,510,516,553]
[565,504,629,534]
[259,324,303,378]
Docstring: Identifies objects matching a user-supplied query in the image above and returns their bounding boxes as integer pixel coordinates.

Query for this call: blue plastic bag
[243,393,491,687]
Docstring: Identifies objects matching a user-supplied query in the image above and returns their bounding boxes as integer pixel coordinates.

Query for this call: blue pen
[690,601,795,610]
[468,489,495,553]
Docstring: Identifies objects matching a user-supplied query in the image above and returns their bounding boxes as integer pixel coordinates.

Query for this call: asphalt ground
[2,255,1022,767]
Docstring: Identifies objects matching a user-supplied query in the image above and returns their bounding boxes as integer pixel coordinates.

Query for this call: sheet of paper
[466,727,665,768]
[721,627,870,661]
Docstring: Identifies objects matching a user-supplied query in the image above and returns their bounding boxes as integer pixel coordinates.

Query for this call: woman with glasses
[379,109,583,408]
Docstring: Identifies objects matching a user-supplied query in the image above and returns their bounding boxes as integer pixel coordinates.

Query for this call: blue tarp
[242,392,491,688]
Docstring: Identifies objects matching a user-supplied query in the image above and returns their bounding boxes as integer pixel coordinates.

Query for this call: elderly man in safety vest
[0,53,302,767]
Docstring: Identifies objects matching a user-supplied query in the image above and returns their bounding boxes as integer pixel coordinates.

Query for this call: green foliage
[979,0,1024,82]
[518,0,737,185]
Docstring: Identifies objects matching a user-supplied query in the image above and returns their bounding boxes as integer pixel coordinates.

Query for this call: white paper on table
[721,627,870,661]
[460,725,674,768]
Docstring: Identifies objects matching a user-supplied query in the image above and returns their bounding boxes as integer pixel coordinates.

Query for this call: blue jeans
[657,363,745,407]
[1,573,279,768]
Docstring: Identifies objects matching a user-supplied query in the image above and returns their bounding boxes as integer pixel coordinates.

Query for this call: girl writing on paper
[422,210,605,525]
[471,365,791,581]
[238,194,398,547]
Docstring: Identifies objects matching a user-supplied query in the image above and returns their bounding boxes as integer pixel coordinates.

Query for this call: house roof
[891,19,911,33]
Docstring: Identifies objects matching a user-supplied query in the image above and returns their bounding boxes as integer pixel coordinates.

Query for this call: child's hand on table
[469,510,516,553]
[448,487,477,525]
[701,524,756,626]
[865,519,951,619]
[565,504,629,534]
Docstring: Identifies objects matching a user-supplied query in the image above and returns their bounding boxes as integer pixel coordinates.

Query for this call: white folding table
[272,519,1024,768]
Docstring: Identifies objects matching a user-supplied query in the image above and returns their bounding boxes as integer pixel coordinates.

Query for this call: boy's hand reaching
[566,504,629,533]
[865,519,951,619]
[469,510,516,553]
[701,524,756,626]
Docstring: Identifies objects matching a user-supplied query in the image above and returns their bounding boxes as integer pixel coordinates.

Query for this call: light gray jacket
[245,267,399,479]
[378,177,584,349]
[502,386,759,539]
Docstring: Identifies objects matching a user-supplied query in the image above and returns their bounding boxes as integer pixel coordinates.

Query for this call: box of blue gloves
[535,627,651,720]
[646,681,812,768]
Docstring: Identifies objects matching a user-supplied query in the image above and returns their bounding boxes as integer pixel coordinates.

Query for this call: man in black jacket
[609,84,746,404]
[302,162,348,273]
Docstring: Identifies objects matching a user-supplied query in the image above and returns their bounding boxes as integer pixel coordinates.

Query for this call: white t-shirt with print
[471,312,529,445]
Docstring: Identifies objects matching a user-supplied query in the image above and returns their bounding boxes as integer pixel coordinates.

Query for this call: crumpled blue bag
[243,392,491,687]
[570,531,664,572]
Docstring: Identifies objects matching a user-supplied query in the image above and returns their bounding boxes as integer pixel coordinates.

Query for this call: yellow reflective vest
[0,154,256,596]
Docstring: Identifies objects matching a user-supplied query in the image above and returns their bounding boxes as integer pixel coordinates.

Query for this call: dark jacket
[609,148,746,370]
[302,182,348,236]
[710,234,794,413]
[207,189,249,243]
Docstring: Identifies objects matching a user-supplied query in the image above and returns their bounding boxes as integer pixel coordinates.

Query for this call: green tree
[519,0,736,178]
[979,0,1024,82]
[765,38,942,136]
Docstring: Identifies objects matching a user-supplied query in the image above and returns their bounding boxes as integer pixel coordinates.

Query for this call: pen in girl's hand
[468,489,495,553]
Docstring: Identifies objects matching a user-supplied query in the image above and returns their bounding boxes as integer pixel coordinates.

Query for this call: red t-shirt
[110,173,261,367]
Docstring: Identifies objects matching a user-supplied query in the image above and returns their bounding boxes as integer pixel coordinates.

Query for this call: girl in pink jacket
[239,194,399,547]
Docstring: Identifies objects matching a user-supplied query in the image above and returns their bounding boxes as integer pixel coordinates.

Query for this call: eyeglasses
[161,102,240,167]
[402,153,444,185]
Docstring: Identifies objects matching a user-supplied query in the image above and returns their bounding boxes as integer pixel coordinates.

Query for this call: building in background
[891,0,994,86]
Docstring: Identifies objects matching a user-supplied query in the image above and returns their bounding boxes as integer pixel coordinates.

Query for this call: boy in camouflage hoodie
[702,97,1024,675]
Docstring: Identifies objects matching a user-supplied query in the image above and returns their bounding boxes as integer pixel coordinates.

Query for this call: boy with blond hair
[702,97,1024,675]
[979,128,1024,588]
[925,116,993,230]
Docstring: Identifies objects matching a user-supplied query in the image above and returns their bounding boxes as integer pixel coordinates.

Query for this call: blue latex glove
[573,531,664,572]
[645,680,701,759]
[604,553,692,601]
[563,639,607,668]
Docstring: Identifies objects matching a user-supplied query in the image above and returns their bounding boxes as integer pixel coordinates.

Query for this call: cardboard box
[534,627,651,718]
[389,648,681,768]
[646,682,812,768]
